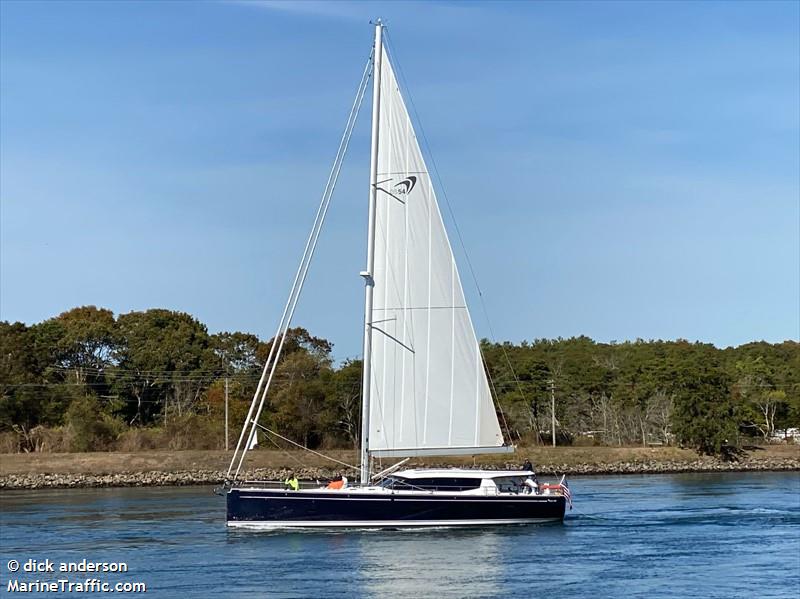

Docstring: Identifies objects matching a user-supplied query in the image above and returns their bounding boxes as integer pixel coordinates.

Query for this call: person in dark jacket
[522,459,533,472]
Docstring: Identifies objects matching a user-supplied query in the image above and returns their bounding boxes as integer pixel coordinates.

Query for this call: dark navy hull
[227,488,566,528]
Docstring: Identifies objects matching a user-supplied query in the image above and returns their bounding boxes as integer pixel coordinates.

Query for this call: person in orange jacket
[326,473,348,490]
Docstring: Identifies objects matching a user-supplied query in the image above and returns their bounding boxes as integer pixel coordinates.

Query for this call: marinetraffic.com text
[5,559,146,594]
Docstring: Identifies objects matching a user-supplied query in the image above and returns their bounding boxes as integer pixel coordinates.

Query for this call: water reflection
[356,524,571,599]
[358,528,506,598]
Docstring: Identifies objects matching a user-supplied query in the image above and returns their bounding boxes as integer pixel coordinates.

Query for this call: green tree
[114,309,214,425]
[64,395,123,452]
[0,321,77,436]
[671,359,736,455]
[266,351,330,448]
[49,306,118,385]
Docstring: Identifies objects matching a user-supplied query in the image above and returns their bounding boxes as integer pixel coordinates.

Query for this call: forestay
[367,52,509,458]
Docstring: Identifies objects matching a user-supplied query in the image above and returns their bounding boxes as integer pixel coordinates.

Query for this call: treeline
[1,306,798,455]
[0,306,360,453]
[483,336,799,454]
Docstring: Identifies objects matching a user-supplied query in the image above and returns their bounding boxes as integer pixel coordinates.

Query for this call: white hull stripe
[227,518,559,529]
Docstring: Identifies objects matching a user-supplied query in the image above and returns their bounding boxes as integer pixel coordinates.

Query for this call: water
[1,472,798,598]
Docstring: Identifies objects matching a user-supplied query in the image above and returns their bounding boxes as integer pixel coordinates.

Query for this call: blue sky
[1,0,798,359]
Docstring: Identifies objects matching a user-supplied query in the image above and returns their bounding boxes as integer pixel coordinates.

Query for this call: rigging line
[231,50,373,480]
[2,379,372,390]
[261,428,309,471]
[482,352,517,444]
[43,369,334,380]
[253,423,359,472]
[370,325,415,354]
[231,51,373,482]
[383,32,485,297]
[0,379,602,392]
[384,31,533,435]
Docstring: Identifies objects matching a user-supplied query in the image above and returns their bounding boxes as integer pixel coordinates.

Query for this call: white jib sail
[367,52,508,458]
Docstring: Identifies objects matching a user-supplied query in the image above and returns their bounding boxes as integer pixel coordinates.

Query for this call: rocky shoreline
[2,456,797,490]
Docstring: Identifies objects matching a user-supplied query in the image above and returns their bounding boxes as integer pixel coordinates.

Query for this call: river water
[1,472,798,598]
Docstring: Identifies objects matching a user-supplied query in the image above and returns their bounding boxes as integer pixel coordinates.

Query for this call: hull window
[384,477,483,492]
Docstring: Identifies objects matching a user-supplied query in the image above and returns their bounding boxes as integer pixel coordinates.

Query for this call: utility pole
[222,354,230,451]
[224,375,229,451]
[549,379,556,447]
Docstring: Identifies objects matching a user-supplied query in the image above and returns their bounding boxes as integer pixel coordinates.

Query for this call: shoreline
[2,462,799,491]
[1,446,797,490]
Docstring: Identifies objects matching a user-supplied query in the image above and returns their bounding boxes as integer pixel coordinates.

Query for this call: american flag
[559,476,573,510]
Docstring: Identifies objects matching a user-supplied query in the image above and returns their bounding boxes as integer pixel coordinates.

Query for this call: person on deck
[284,472,299,491]
[523,475,539,495]
[522,459,533,472]
[326,473,348,490]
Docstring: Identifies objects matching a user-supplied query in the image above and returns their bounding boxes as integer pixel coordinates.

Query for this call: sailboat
[224,21,568,528]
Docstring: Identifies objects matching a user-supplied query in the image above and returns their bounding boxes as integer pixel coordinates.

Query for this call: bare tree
[753,390,787,440]
[647,390,674,445]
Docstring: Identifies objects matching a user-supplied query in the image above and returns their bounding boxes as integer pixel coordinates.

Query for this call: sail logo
[394,176,417,195]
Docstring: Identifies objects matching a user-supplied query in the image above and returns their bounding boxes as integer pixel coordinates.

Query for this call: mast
[359,19,384,486]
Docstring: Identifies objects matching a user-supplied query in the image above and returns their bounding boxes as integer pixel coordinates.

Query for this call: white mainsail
[367,52,508,458]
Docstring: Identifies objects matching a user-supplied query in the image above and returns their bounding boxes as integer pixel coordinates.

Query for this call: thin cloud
[229,0,369,22]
